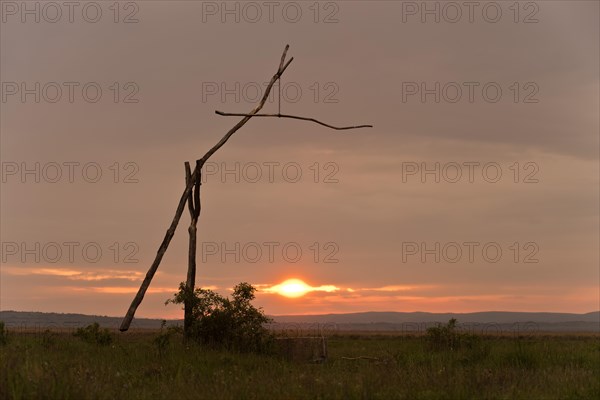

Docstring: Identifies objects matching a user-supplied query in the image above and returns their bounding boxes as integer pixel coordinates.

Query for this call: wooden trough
[275,336,328,363]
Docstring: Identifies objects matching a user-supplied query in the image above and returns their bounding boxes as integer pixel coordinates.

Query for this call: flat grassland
[1,330,598,399]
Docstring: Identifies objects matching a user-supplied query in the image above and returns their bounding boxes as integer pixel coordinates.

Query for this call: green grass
[1,330,598,399]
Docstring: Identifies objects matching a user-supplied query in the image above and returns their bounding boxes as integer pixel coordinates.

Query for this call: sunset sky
[1,1,598,319]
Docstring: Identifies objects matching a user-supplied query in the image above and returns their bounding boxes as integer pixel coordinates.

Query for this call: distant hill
[1,310,598,333]
[0,311,167,330]
[273,311,600,324]
[271,311,600,333]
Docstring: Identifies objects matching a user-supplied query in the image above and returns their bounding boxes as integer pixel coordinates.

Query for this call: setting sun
[274,279,311,298]
[260,279,340,298]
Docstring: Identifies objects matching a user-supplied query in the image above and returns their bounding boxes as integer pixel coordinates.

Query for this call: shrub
[0,321,7,345]
[41,329,56,348]
[153,320,182,356]
[166,282,273,352]
[426,318,478,351]
[73,322,113,345]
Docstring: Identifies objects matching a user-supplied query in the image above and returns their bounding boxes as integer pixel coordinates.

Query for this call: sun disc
[277,279,310,298]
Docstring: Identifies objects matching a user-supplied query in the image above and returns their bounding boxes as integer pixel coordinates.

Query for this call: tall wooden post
[184,161,201,337]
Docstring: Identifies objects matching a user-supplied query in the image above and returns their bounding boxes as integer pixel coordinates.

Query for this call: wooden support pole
[184,162,200,337]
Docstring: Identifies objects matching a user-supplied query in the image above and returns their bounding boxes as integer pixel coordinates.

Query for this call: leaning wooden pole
[119,44,372,332]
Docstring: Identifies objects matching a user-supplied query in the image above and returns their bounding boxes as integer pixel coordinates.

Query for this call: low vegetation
[73,322,113,345]
[1,320,598,399]
[0,321,7,345]
[166,282,273,352]
[426,318,481,351]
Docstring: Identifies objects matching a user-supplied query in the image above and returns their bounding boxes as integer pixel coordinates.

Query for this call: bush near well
[166,282,273,352]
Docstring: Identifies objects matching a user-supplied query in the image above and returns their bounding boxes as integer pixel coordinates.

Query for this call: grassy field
[1,328,598,399]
